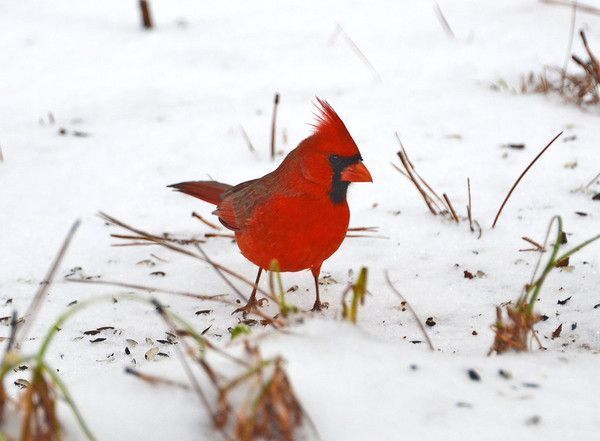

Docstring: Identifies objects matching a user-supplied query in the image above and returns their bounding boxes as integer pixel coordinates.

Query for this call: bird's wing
[215,178,272,231]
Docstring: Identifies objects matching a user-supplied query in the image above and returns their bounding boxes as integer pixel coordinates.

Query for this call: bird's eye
[330,154,340,162]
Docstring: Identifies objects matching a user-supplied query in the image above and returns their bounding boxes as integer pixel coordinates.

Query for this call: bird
[168,98,372,313]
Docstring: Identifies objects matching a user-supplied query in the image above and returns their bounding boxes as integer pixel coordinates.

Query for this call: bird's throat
[329,177,350,203]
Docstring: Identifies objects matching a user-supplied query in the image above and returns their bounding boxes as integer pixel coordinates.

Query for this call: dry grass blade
[560,0,578,92]
[492,132,562,228]
[66,278,230,303]
[205,233,236,239]
[125,367,190,390]
[467,178,474,232]
[239,124,256,153]
[584,170,600,189]
[14,220,81,350]
[99,212,274,300]
[139,0,153,29]
[394,133,464,220]
[443,193,460,223]
[520,236,546,252]
[385,270,434,351]
[396,148,438,215]
[192,211,222,230]
[434,2,455,38]
[332,23,381,81]
[111,232,206,246]
[151,300,223,432]
[541,0,600,15]
[270,93,280,160]
[3,311,18,358]
[347,226,379,232]
[193,244,283,328]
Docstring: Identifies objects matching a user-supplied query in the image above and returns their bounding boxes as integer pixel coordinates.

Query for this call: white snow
[1,0,600,440]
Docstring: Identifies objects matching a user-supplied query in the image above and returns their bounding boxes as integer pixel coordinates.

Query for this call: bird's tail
[168,180,232,205]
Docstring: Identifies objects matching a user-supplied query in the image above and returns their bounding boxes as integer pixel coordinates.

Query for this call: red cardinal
[169,99,372,312]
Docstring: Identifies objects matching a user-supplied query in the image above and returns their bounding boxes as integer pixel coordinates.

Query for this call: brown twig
[521,236,546,252]
[395,134,447,213]
[391,162,411,180]
[467,178,474,232]
[434,3,455,39]
[111,233,206,246]
[396,150,438,215]
[204,233,235,239]
[14,220,81,350]
[579,30,600,83]
[139,0,153,29]
[125,367,190,390]
[492,132,563,228]
[384,271,435,351]
[192,211,222,230]
[443,193,460,223]
[270,93,280,160]
[347,226,379,232]
[99,212,273,300]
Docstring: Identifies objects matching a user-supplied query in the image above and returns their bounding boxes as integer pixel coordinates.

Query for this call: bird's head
[298,98,372,203]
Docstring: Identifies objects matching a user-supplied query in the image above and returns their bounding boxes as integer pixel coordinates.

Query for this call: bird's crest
[311,97,360,156]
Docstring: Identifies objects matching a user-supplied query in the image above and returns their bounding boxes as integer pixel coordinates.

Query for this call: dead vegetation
[393,133,482,237]
[127,300,316,441]
[489,216,600,355]
[0,220,97,441]
[521,30,600,107]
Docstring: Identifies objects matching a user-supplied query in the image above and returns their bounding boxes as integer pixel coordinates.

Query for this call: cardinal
[169,98,372,313]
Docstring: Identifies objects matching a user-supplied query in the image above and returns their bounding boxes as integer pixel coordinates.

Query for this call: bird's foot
[232,297,268,316]
[310,300,329,312]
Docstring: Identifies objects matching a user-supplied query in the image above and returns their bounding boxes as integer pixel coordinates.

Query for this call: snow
[1,0,600,439]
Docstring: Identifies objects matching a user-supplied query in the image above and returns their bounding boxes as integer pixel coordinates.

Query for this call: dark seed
[467,369,481,381]
[498,369,511,379]
[83,330,101,336]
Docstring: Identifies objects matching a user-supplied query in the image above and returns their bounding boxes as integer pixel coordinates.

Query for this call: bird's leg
[310,266,329,312]
[232,267,265,315]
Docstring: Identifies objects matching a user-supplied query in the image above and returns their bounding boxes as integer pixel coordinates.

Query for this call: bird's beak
[340,161,373,183]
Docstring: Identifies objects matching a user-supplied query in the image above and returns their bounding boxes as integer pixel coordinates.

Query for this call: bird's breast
[234,194,350,272]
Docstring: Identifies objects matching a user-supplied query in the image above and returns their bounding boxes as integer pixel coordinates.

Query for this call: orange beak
[340,161,373,183]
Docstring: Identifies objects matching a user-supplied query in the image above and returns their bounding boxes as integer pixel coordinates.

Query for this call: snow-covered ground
[1,1,600,439]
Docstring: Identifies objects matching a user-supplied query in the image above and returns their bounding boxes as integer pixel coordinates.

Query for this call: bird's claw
[310,300,329,312]
[232,297,267,316]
